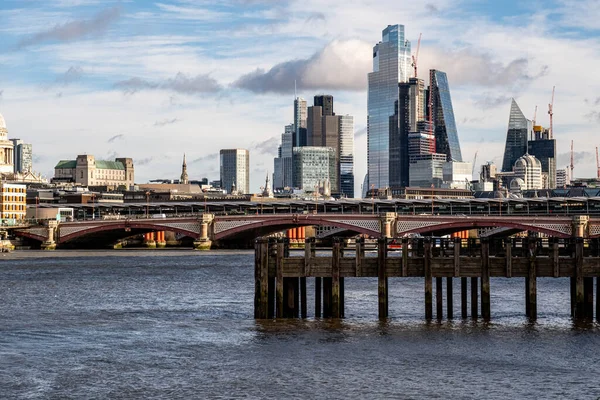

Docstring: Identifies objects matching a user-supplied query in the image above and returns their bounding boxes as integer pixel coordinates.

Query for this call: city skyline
[0,1,599,194]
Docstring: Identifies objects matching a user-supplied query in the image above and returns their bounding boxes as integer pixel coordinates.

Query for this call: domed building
[0,112,15,175]
[512,153,542,190]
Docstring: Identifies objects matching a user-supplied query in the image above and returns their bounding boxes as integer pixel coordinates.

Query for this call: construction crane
[411,33,422,78]
[548,86,555,139]
[472,150,478,178]
[532,105,538,140]
[570,140,574,180]
[596,147,600,179]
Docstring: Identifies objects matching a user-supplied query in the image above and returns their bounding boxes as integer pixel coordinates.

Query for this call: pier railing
[254,237,600,321]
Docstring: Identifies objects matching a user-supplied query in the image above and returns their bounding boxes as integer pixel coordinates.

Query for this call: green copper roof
[55,160,76,169]
[96,160,125,170]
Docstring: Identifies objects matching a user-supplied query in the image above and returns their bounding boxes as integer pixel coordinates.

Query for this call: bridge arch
[213,215,382,240]
[395,217,573,238]
[57,219,202,243]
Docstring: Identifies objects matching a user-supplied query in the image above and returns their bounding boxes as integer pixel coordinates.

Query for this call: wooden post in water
[481,238,491,321]
[552,238,560,278]
[424,238,433,320]
[331,239,341,318]
[575,238,585,319]
[526,238,537,320]
[447,277,453,319]
[505,238,512,278]
[378,237,389,319]
[584,277,594,319]
[254,238,270,319]
[461,277,467,319]
[402,237,409,277]
[356,237,364,277]
[471,277,478,319]
[276,239,284,318]
[436,277,443,320]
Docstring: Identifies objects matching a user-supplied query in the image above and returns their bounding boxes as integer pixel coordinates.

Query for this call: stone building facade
[54,154,134,187]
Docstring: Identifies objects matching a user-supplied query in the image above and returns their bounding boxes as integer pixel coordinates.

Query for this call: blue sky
[1,0,599,193]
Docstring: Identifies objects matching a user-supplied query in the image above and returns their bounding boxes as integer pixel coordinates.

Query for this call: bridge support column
[156,231,166,248]
[143,232,156,248]
[381,212,396,238]
[41,220,58,250]
[193,214,214,250]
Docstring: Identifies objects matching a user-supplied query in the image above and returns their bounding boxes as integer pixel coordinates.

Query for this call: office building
[512,154,543,190]
[338,115,354,197]
[409,153,446,188]
[294,97,307,147]
[273,124,294,190]
[556,168,568,188]
[528,125,556,189]
[502,99,531,172]
[0,113,14,175]
[307,105,323,147]
[429,70,463,162]
[367,24,412,189]
[0,183,26,221]
[10,139,33,174]
[292,147,336,192]
[442,161,472,189]
[314,95,334,116]
[54,155,134,187]
[220,149,249,194]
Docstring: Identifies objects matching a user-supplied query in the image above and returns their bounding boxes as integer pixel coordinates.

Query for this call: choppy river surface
[1,250,600,399]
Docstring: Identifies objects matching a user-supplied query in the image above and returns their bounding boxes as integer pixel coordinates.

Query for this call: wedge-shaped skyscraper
[502,99,531,172]
[430,70,462,162]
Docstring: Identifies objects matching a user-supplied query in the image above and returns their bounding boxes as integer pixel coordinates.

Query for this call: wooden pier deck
[254,237,600,321]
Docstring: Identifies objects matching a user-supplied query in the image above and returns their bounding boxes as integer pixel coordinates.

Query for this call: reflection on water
[1,250,599,399]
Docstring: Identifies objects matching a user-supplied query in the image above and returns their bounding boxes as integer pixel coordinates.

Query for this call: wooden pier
[254,237,600,321]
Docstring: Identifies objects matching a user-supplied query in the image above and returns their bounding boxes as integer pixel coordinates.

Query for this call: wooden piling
[300,277,307,318]
[254,239,269,319]
[505,238,512,278]
[471,277,478,319]
[356,237,364,277]
[315,277,322,318]
[461,277,467,319]
[454,237,461,277]
[276,240,284,318]
[424,239,433,320]
[575,238,585,319]
[378,237,389,319]
[331,239,341,318]
[340,277,345,318]
[552,238,560,278]
[447,277,453,319]
[584,277,594,319]
[481,238,491,321]
[402,237,409,277]
[526,239,537,320]
[436,277,443,320]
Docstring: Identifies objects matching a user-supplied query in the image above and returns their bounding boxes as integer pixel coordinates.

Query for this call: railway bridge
[12,213,600,249]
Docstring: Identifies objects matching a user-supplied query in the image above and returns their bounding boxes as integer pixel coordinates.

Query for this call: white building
[512,154,543,190]
[0,113,14,175]
[54,154,134,187]
[442,161,472,189]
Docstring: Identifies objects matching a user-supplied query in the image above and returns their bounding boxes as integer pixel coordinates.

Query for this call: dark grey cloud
[115,72,222,95]
[251,136,279,155]
[232,39,370,94]
[55,66,84,85]
[136,157,154,166]
[192,152,219,164]
[473,94,512,109]
[18,6,121,48]
[107,134,124,143]
[154,118,179,127]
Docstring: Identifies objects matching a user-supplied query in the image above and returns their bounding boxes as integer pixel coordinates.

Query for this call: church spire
[180,153,188,184]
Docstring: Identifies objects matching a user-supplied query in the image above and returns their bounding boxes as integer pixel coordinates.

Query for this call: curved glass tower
[502,99,531,172]
[367,24,412,189]
[430,70,462,162]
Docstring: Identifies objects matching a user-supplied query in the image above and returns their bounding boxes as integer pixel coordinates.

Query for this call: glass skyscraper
[338,115,354,197]
[430,70,462,162]
[502,99,531,172]
[367,24,412,189]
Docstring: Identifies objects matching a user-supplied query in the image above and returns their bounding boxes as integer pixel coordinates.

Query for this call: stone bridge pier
[41,220,58,250]
[194,213,214,250]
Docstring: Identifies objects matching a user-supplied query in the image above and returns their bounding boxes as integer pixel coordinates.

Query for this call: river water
[1,250,599,399]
